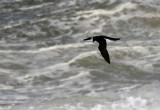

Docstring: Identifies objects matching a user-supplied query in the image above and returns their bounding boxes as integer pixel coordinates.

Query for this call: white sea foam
[1,18,48,30]
[2,20,23,30]
[111,97,147,110]
[68,51,97,64]
[33,42,92,53]
[6,81,160,110]
[1,0,160,109]
[61,71,90,81]
[76,2,136,17]
[19,2,54,11]
[8,95,159,110]
[110,12,160,23]
[0,42,92,53]
[110,45,160,73]
[16,51,96,82]
[75,2,160,26]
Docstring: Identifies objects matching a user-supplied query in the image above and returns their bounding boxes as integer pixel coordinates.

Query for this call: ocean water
[0,0,160,110]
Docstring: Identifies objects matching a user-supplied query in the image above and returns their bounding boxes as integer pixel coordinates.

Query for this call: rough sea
[0,0,160,110]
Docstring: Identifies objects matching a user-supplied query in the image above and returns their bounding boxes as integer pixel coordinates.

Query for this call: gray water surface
[0,0,160,110]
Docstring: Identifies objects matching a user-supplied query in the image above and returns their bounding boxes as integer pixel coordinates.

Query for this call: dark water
[0,0,160,110]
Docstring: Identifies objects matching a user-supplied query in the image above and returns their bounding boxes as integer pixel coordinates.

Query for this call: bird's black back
[94,37,110,64]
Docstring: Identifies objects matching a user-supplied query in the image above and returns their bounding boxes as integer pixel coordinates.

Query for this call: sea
[0,0,160,110]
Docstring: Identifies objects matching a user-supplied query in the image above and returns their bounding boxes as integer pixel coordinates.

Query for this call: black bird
[84,35,120,64]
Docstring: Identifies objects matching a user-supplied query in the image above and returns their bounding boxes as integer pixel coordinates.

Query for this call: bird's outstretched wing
[84,37,92,41]
[98,47,110,64]
[104,36,120,41]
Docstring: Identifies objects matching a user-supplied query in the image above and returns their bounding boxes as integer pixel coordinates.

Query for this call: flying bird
[84,35,120,64]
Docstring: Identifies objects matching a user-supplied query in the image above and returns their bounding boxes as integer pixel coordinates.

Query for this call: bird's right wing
[98,47,110,64]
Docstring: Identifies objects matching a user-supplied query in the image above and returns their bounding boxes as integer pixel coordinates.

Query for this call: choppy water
[0,0,160,110]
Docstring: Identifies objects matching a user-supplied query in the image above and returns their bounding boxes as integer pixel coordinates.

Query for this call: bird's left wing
[104,36,120,41]
[98,47,110,64]
[84,37,92,41]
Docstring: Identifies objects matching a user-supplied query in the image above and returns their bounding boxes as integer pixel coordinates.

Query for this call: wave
[61,71,90,82]
[9,81,160,110]
[1,0,160,109]
[75,2,160,25]
[0,42,92,53]
[76,2,137,17]
[1,43,160,78]
[18,44,160,82]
